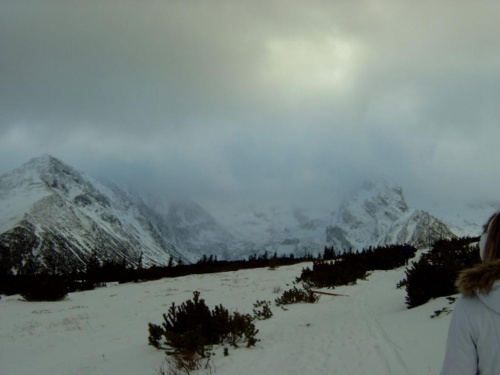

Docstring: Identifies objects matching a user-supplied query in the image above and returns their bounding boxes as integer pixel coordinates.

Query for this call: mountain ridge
[0,154,485,274]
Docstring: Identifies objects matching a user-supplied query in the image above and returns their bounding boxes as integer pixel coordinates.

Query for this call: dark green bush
[400,237,480,308]
[21,275,68,301]
[275,285,320,306]
[253,300,273,320]
[298,259,367,288]
[148,291,258,357]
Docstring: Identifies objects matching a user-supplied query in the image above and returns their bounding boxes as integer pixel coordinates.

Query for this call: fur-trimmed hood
[457,260,500,296]
[456,259,500,314]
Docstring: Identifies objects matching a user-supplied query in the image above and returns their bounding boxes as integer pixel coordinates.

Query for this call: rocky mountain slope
[0,155,189,274]
[162,200,251,260]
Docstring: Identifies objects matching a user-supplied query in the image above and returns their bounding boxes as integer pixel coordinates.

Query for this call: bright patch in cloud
[260,37,359,94]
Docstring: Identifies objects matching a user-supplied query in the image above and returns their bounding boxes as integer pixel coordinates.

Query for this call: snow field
[0,262,453,374]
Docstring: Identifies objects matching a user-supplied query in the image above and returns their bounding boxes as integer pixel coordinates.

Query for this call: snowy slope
[0,260,454,375]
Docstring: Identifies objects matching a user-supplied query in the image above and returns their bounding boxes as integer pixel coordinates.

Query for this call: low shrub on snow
[275,284,320,306]
[148,291,258,360]
[253,300,273,320]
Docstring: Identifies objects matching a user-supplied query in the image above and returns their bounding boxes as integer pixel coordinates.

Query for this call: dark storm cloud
[0,2,259,128]
[1,0,500,215]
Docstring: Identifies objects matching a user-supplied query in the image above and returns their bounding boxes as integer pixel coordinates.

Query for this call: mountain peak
[326,178,412,251]
[14,154,90,196]
[29,153,58,163]
[326,177,458,251]
[361,175,401,191]
[0,154,78,198]
[345,178,408,217]
[24,154,72,174]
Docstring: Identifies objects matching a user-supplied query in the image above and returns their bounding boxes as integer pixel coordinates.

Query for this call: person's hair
[482,212,500,262]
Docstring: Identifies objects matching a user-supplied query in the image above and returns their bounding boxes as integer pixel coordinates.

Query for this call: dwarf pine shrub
[298,259,366,288]
[148,291,258,358]
[275,285,320,306]
[253,300,273,320]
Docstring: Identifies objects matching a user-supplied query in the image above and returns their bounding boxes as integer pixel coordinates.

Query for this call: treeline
[2,237,480,306]
[0,251,314,299]
[298,244,417,289]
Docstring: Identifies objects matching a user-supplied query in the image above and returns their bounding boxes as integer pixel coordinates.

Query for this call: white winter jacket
[441,260,500,375]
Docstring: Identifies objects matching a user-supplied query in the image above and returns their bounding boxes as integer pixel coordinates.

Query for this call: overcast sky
[1,1,500,216]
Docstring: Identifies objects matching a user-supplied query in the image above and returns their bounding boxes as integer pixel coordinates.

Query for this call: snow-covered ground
[0,261,454,375]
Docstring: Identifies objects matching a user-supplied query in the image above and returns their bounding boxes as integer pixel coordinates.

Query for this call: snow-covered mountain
[326,179,456,251]
[0,155,190,274]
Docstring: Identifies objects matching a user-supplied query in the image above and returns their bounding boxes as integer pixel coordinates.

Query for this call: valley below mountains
[0,155,492,274]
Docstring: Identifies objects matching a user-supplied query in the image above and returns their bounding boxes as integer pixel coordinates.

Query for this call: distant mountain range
[0,155,493,274]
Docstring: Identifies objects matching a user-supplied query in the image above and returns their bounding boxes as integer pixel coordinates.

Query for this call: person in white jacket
[441,212,500,375]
